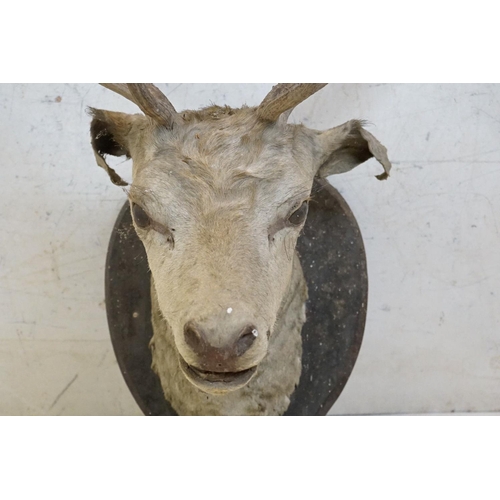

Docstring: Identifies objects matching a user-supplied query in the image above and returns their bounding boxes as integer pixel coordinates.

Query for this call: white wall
[0,83,498,415]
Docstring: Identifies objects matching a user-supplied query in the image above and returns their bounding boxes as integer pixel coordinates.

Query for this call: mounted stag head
[90,83,391,413]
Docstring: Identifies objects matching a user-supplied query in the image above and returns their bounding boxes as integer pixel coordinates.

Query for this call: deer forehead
[131,164,311,228]
[133,111,317,173]
[130,117,316,217]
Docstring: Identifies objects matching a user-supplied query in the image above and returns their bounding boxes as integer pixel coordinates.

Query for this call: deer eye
[288,201,309,226]
[132,203,151,229]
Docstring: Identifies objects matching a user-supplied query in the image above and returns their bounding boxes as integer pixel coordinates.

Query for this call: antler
[100,83,179,129]
[257,83,327,122]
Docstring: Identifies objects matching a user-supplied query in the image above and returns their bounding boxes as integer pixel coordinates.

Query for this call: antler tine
[100,83,135,101]
[257,83,328,122]
[99,83,179,129]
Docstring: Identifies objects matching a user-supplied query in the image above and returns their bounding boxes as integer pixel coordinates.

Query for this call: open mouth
[179,357,258,394]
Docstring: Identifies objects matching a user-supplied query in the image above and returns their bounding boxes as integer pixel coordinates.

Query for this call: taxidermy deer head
[90,83,391,394]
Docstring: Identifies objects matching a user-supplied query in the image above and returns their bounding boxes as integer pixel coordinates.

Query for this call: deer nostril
[184,323,205,353]
[235,326,258,356]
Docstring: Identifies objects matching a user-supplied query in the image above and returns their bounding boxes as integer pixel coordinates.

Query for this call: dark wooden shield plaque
[105,179,368,416]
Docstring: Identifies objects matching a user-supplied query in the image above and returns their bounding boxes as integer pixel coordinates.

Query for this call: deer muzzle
[178,321,267,394]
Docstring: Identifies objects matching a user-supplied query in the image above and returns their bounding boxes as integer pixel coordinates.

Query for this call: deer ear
[315,120,392,180]
[89,108,144,186]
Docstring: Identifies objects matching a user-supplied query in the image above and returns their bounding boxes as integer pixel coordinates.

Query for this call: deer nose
[184,322,258,359]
